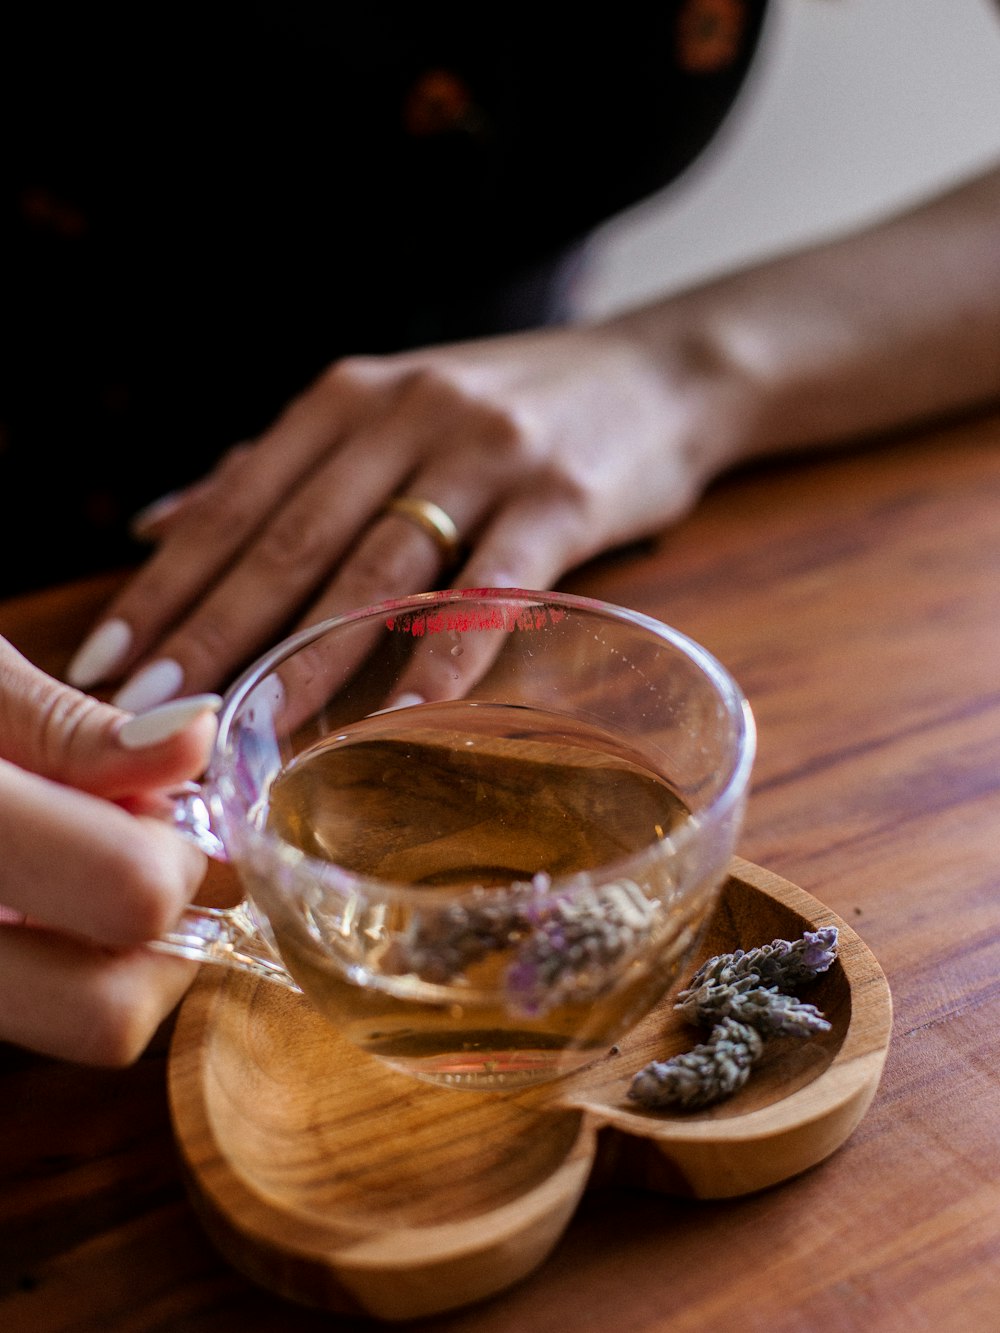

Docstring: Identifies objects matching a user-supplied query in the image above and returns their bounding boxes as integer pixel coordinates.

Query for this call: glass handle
[168,780,226,858]
[149,900,301,991]
[153,782,300,991]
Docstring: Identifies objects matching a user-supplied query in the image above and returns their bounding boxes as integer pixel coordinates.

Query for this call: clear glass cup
[155,589,755,1089]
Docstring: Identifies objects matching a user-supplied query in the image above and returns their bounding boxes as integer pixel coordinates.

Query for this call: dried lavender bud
[628,1019,764,1110]
[678,927,839,1002]
[676,974,831,1037]
[630,929,837,1113]
[396,876,656,1007]
[675,972,832,1036]
[734,927,839,987]
[506,879,656,1016]
[399,891,523,983]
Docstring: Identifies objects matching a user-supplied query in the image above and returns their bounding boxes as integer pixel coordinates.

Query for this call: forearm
[606,163,1000,468]
[64,163,1000,702]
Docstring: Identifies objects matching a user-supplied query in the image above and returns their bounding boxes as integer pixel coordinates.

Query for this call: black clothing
[1,1,768,594]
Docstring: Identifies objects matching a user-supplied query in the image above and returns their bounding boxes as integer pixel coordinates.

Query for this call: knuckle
[327,357,539,472]
[396,366,506,432]
[330,352,381,381]
[396,364,457,405]
[211,440,255,484]
[254,508,333,575]
[348,533,432,602]
[168,611,244,681]
[98,838,194,945]
[186,483,261,540]
[33,685,107,777]
[316,354,385,400]
[532,452,603,511]
[76,973,163,1067]
[78,1007,147,1067]
[479,402,533,455]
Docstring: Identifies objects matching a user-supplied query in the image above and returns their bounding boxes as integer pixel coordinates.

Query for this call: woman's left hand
[65,319,741,708]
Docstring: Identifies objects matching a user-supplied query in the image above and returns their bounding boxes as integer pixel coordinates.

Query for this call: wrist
[596,298,769,484]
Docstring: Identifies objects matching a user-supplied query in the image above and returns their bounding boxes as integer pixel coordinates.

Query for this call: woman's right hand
[0,637,219,1065]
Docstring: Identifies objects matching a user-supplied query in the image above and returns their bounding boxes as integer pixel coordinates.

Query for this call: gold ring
[384,496,461,561]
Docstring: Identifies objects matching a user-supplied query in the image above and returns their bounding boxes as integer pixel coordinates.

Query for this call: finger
[129,488,191,543]
[101,354,528,705]
[0,758,207,948]
[129,443,257,544]
[0,924,197,1065]
[258,526,453,737]
[266,496,570,738]
[68,449,266,688]
[259,455,510,729]
[107,426,421,707]
[291,418,517,632]
[265,393,574,727]
[106,368,502,706]
[0,639,219,799]
[296,488,469,622]
[216,514,457,740]
[67,365,393,693]
[128,476,218,544]
[379,493,588,706]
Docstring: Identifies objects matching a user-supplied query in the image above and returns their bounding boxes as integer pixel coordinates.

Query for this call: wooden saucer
[167,858,892,1321]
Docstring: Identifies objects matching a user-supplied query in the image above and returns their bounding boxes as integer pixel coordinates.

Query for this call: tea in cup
[156,589,755,1089]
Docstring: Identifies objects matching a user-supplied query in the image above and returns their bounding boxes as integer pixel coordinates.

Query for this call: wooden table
[3,410,1000,1331]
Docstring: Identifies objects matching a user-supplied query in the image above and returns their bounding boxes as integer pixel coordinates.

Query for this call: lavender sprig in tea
[399,875,658,1016]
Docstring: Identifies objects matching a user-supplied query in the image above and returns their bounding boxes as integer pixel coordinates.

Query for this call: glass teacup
[156,589,755,1089]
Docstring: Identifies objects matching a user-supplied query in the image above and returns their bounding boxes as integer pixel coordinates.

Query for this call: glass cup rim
[210,587,756,904]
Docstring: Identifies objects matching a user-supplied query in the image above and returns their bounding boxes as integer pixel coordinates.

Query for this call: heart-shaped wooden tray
[168,858,892,1322]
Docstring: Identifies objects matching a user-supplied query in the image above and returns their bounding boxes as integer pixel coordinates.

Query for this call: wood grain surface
[3,410,1000,1330]
[165,861,889,1321]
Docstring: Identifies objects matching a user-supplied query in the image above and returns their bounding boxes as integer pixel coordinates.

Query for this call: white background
[578,0,1000,315]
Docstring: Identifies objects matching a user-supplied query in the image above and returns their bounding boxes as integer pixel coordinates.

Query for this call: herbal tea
[253,702,716,1087]
[267,702,688,885]
[154,590,752,1090]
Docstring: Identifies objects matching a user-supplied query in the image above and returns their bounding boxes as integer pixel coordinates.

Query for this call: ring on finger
[384,496,462,563]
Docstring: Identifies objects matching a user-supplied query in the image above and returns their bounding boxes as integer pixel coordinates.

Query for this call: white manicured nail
[371,692,425,716]
[66,618,133,689]
[118,694,223,750]
[130,490,184,540]
[389,692,426,710]
[112,658,185,711]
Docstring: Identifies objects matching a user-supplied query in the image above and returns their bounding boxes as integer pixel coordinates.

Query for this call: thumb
[0,637,220,799]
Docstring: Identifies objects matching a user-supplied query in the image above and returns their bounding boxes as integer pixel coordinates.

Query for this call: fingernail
[130,490,184,540]
[389,692,425,710]
[371,692,425,715]
[112,658,185,711]
[117,693,223,750]
[66,618,133,688]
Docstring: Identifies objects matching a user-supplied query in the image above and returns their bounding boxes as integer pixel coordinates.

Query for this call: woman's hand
[66,320,741,708]
[0,638,219,1064]
[66,164,1000,709]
